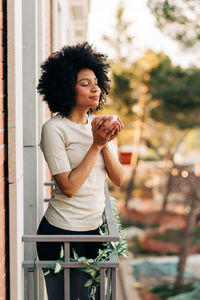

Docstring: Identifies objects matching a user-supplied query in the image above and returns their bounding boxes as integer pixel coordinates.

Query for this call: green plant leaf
[89,286,97,299]
[84,279,93,287]
[83,268,97,277]
[66,195,128,299]
[43,270,50,276]
[94,275,100,283]
[111,241,116,248]
[87,259,95,264]
[98,249,103,255]
[78,256,87,262]
[72,248,79,260]
[54,262,62,273]
[82,260,90,266]
[60,245,64,258]
[122,252,129,258]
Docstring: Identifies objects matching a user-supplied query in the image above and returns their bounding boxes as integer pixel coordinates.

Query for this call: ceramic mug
[93,115,118,128]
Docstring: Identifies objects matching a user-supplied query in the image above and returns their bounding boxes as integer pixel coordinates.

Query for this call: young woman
[36,42,125,300]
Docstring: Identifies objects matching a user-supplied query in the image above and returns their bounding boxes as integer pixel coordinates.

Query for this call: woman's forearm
[63,144,102,197]
[54,117,125,197]
[102,144,125,186]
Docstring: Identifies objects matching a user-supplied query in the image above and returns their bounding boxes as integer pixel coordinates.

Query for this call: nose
[91,84,99,92]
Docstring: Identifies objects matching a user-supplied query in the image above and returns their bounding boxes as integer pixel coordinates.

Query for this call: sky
[88,0,198,67]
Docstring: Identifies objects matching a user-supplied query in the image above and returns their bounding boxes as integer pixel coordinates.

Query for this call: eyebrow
[79,77,97,82]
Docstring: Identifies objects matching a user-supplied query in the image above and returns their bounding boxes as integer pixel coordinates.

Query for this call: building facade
[1,0,90,299]
[0,0,8,299]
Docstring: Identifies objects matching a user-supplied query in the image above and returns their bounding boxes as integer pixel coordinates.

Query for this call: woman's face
[75,69,101,109]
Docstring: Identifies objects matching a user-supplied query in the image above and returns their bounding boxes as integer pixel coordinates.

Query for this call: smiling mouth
[89,96,99,100]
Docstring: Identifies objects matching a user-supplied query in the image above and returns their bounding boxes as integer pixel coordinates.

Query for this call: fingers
[108,128,120,141]
[91,119,95,130]
[105,123,120,143]
[97,116,111,131]
[117,117,124,129]
[105,122,119,135]
[92,116,124,145]
[106,118,124,141]
[98,117,108,125]
[95,116,124,131]
[113,118,124,131]
[91,119,97,135]
[105,118,123,135]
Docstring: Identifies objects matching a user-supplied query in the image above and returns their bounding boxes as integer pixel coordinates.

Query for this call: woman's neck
[66,109,88,125]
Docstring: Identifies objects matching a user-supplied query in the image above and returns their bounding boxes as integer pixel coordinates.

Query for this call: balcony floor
[117,256,140,300]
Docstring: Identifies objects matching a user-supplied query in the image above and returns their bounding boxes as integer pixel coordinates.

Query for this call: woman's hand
[105,116,124,140]
[91,116,124,148]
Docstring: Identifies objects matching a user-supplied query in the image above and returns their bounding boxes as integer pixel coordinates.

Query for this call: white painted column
[7,1,24,300]
[37,0,47,299]
[22,0,40,299]
[52,0,59,51]
[22,0,38,258]
[52,0,72,51]
[37,0,46,230]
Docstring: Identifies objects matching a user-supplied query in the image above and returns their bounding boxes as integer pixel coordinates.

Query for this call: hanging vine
[42,196,128,299]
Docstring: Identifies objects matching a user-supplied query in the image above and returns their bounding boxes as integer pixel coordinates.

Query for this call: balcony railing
[22,183,120,300]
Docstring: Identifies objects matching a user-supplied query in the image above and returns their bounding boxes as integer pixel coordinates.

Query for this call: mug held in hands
[93,115,118,129]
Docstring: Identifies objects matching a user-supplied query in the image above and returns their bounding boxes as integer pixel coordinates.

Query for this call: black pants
[36,216,103,300]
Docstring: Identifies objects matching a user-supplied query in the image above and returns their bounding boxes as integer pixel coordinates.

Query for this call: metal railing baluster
[64,242,70,300]
[28,267,35,300]
[111,268,116,300]
[100,267,106,300]
[23,182,120,299]
[106,268,111,300]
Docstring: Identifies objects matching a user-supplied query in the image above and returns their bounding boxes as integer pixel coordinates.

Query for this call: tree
[111,49,200,205]
[146,53,200,294]
[148,56,200,129]
[102,1,146,206]
[173,171,199,293]
[147,0,200,48]
[103,1,200,212]
[110,50,163,206]
[146,54,200,209]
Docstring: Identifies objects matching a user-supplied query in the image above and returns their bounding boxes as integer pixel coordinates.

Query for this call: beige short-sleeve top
[40,113,117,231]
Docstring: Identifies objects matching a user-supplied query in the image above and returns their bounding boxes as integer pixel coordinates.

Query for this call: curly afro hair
[37,42,110,117]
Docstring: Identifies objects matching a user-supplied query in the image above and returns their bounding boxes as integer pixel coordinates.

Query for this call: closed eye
[81,83,99,87]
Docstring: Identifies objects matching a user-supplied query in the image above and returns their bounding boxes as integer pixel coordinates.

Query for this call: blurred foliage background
[100,1,200,296]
